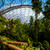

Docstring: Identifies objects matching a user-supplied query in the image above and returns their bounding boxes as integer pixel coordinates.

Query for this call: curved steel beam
[0,5,32,15]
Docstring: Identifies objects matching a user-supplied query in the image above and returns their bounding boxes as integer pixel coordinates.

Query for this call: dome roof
[0,0,32,12]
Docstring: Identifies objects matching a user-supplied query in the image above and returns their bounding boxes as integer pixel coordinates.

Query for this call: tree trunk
[35,12,38,42]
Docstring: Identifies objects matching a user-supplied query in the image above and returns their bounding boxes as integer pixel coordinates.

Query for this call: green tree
[0,16,6,34]
[30,16,34,25]
[43,0,50,42]
[32,0,42,41]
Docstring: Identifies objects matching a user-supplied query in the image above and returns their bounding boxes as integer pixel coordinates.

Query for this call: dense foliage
[0,0,50,50]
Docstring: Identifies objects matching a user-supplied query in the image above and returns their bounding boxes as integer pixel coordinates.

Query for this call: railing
[0,40,28,50]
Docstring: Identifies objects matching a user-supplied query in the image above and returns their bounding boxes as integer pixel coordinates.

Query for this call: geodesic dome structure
[0,0,46,23]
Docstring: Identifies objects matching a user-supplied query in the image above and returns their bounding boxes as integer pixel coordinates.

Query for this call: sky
[0,0,47,11]
[0,0,47,7]
[0,0,47,23]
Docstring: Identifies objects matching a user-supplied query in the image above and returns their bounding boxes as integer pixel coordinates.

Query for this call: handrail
[6,41,28,46]
[0,40,28,50]
[1,42,23,50]
[0,40,28,46]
